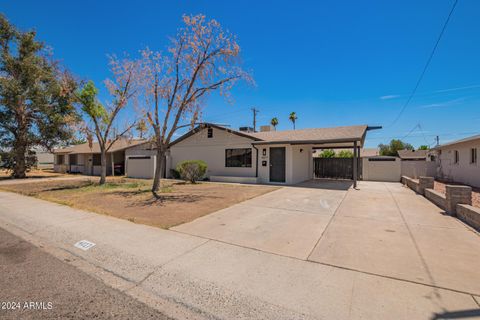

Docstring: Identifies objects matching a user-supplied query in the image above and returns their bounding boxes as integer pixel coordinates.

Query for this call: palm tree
[270,117,279,131]
[289,112,297,130]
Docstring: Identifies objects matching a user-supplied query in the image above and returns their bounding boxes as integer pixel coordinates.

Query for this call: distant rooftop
[397,149,428,160]
[54,139,147,154]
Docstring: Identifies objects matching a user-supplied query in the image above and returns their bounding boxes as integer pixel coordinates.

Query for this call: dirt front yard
[434,180,480,208]
[0,178,278,229]
[0,169,65,181]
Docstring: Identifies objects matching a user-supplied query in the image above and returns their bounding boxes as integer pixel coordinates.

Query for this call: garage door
[126,156,155,179]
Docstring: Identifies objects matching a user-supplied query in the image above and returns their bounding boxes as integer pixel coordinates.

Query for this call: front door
[269,147,286,182]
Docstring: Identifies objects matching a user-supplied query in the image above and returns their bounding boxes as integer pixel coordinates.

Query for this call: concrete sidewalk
[0,185,479,319]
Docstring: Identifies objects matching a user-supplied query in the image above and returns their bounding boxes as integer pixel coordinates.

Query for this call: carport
[252,125,381,188]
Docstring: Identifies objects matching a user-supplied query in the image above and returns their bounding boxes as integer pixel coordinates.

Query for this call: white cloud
[418,97,466,109]
[379,95,400,100]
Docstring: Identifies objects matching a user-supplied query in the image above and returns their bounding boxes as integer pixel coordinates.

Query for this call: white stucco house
[53,123,377,186]
[167,123,373,186]
[433,134,480,188]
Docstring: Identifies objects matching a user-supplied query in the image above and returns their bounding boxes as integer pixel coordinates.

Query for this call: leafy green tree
[0,15,78,178]
[337,150,354,158]
[318,149,336,158]
[289,112,297,130]
[378,139,413,156]
[77,66,137,185]
[270,117,279,130]
[418,145,429,150]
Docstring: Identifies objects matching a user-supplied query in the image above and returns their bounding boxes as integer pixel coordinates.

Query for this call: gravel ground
[434,180,480,208]
[0,227,172,320]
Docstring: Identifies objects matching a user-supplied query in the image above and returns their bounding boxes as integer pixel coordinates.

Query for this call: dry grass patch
[0,169,66,181]
[0,177,278,229]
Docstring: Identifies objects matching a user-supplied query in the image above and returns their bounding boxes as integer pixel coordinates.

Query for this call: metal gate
[314,158,362,179]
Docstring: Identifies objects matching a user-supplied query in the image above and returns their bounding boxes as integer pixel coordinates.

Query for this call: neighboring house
[53,139,154,177]
[167,123,372,185]
[397,149,428,161]
[33,148,54,169]
[433,134,480,188]
[397,149,435,178]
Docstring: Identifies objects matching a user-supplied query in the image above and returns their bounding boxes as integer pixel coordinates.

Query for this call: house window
[93,154,101,166]
[56,155,64,165]
[471,148,477,164]
[225,148,252,167]
[69,154,77,165]
[207,128,213,138]
[454,150,459,164]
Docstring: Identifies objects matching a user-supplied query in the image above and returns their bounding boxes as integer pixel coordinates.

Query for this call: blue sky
[2,0,479,148]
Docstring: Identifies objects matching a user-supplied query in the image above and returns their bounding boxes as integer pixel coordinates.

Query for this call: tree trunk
[99,148,107,185]
[13,142,27,179]
[13,123,27,178]
[152,147,166,193]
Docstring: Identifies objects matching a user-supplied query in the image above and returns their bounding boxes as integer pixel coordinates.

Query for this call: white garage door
[126,156,155,179]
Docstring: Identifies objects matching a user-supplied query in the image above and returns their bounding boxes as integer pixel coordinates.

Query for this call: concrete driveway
[1,180,480,319]
[173,179,480,296]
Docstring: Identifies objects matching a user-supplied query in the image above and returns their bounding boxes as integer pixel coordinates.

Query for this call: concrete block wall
[456,204,480,231]
[402,176,420,193]
[418,176,434,195]
[424,189,447,210]
[445,185,472,215]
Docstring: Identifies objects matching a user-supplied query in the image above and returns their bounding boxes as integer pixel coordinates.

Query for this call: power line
[388,0,458,127]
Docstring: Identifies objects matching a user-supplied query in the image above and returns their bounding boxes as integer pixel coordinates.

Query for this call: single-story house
[397,149,428,161]
[433,134,480,188]
[53,139,156,177]
[167,123,376,186]
[53,123,379,186]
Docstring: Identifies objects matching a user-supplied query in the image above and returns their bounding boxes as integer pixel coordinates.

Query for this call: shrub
[176,160,207,183]
[170,168,181,179]
[337,150,353,158]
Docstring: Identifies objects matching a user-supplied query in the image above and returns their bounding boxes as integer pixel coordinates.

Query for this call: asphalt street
[0,227,171,320]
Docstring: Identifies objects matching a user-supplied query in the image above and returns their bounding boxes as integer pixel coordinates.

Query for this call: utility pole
[251,107,259,132]
[436,135,439,146]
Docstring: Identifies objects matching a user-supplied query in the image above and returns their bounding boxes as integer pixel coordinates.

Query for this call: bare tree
[138,14,252,194]
[77,56,138,184]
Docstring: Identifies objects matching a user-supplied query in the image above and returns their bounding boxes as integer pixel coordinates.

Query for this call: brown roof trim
[168,123,262,147]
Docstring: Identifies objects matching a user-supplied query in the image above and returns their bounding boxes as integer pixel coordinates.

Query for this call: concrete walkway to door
[173,179,480,296]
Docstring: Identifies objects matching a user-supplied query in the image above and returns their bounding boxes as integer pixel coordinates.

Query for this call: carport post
[353,141,357,188]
